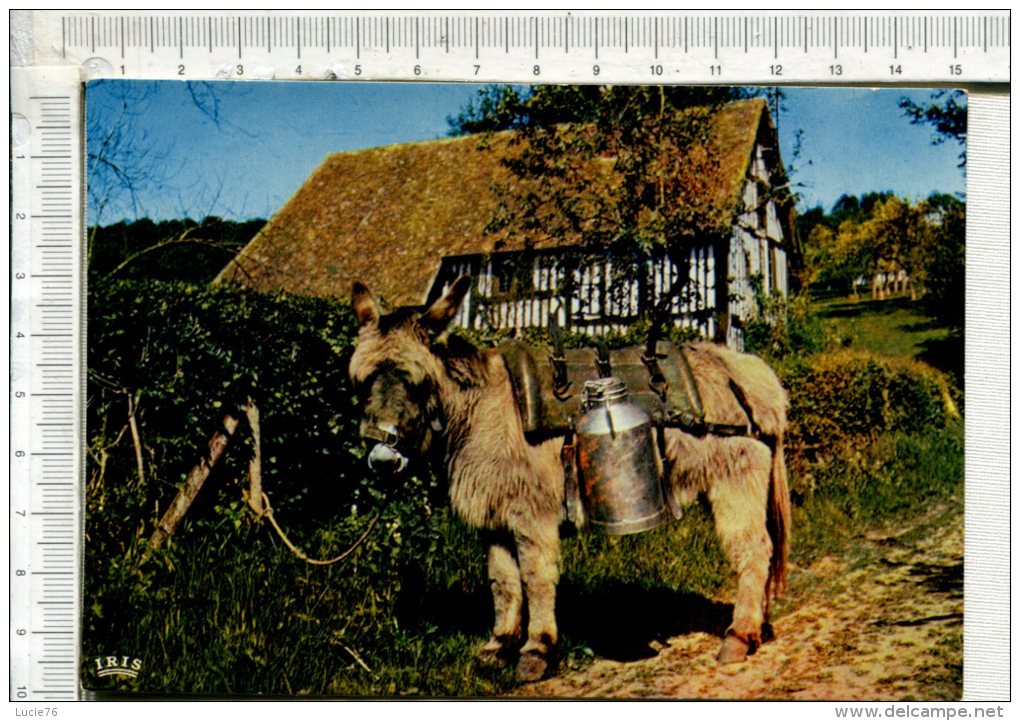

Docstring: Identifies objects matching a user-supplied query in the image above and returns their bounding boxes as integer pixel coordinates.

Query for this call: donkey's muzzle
[367,442,408,474]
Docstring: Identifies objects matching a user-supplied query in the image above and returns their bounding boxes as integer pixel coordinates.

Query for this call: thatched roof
[216,97,778,306]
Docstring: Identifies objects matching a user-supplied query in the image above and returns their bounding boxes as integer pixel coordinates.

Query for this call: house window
[489,255,534,298]
[576,263,603,320]
[769,245,779,296]
[756,183,769,231]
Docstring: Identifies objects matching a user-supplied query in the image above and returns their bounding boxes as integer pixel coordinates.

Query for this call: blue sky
[86,80,965,224]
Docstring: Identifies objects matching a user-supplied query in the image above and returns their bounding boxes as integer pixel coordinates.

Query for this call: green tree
[803,223,865,294]
[917,193,965,329]
[858,197,927,298]
[896,90,965,328]
[89,216,266,285]
[795,205,827,245]
[824,192,897,229]
[899,89,967,167]
[801,193,965,325]
[447,84,754,136]
[799,192,900,294]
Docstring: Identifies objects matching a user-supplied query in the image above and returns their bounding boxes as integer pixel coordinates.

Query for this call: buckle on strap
[361,426,399,447]
[642,348,669,401]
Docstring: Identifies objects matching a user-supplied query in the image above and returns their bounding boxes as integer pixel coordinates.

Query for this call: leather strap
[360,425,399,446]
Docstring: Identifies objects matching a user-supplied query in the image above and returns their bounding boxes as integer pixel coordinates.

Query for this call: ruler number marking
[46,12,1010,81]
[13,86,80,700]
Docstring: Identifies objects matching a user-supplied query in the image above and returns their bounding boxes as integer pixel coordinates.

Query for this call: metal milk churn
[575,377,668,535]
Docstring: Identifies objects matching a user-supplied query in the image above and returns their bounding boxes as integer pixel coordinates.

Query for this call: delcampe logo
[94,655,143,679]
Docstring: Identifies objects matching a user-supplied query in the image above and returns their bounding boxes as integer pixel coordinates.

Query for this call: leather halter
[360,424,401,447]
[358,370,443,463]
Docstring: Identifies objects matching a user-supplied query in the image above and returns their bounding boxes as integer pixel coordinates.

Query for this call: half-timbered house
[217,97,796,349]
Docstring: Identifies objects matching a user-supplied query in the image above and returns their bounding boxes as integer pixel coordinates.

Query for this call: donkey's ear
[419,275,471,337]
[351,281,380,327]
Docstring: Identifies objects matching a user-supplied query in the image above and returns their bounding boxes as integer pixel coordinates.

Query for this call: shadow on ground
[816,296,964,387]
[557,582,733,662]
[916,334,964,388]
[815,297,913,319]
[399,576,733,664]
[909,559,964,599]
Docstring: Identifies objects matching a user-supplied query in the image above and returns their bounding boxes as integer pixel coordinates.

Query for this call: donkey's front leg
[479,535,522,666]
[514,523,560,681]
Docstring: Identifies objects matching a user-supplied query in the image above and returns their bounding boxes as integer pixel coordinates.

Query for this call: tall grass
[792,423,964,564]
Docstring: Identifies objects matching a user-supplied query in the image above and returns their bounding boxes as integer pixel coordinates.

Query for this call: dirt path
[514,503,963,700]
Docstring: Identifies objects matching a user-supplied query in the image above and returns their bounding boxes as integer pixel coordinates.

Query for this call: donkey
[349,275,790,681]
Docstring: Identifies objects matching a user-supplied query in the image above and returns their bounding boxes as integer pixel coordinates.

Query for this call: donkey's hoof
[516,650,550,682]
[717,634,750,664]
[478,636,518,667]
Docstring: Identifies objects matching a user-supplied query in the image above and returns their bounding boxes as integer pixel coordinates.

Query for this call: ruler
[10,67,83,702]
[7,9,1010,703]
[22,10,1011,83]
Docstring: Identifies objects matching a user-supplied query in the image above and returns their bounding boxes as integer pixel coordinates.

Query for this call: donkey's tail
[767,433,791,598]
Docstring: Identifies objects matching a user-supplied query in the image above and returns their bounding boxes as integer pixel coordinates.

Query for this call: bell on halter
[575,377,668,535]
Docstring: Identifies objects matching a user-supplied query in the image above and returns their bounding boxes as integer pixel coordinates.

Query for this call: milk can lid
[582,376,628,406]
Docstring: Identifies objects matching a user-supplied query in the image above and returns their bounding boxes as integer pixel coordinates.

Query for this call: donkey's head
[348,276,472,475]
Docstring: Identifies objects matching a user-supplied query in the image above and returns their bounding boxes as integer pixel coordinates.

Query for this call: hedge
[84,280,483,695]
[781,349,959,461]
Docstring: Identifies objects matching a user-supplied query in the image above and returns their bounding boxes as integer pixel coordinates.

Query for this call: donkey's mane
[432,333,490,388]
[374,305,490,389]
[378,307,424,334]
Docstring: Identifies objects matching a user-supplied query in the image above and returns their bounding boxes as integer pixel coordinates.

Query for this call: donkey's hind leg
[479,534,523,666]
[706,437,774,664]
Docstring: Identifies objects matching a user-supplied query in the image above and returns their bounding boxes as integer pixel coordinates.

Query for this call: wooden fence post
[145,411,242,555]
[245,398,264,515]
